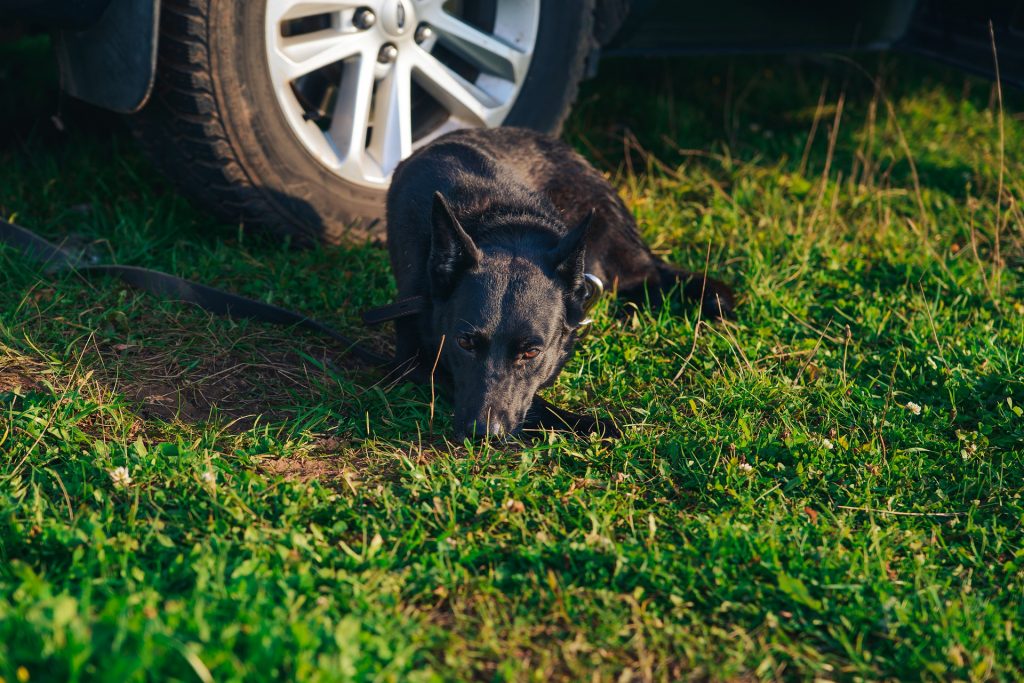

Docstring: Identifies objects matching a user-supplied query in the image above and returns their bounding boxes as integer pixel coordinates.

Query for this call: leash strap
[0,219,393,367]
[361,295,426,326]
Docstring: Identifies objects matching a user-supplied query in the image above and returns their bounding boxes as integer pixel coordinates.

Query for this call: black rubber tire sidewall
[503,0,595,132]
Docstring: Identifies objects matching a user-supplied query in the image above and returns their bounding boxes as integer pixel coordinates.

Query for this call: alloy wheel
[265,0,541,189]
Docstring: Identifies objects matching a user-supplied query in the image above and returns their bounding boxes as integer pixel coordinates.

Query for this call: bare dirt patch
[0,367,41,393]
[100,339,362,429]
[259,455,358,485]
[10,281,396,431]
[70,305,386,431]
[0,355,46,394]
[258,436,407,486]
[259,437,366,487]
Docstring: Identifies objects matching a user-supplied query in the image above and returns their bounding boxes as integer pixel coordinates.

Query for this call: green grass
[2,36,1023,681]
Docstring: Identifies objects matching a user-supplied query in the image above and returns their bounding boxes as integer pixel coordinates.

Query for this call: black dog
[385,128,733,439]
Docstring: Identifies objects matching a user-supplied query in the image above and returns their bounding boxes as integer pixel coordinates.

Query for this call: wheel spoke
[328,51,377,173]
[266,0,369,23]
[410,48,503,127]
[423,10,530,82]
[367,56,413,176]
[274,30,371,81]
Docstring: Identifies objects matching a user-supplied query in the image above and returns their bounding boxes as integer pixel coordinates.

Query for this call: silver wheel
[265,0,541,189]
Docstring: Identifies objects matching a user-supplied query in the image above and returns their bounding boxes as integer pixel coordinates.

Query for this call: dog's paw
[523,397,621,440]
[578,414,621,441]
[684,276,736,321]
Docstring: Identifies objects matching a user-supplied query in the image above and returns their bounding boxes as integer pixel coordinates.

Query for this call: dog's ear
[430,192,481,295]
[552,209,594,293]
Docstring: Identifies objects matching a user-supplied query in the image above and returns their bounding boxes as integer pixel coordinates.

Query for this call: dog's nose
[459,418,507,440]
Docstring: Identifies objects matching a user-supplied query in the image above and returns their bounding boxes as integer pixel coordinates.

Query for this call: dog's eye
[520,348,541,361]
[457,334,476,351]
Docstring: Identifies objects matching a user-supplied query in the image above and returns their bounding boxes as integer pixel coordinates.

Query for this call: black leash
[0,218,395,367]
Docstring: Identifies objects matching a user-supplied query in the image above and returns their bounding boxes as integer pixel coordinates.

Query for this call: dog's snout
[459,418,506,439]
[456,404,526,440]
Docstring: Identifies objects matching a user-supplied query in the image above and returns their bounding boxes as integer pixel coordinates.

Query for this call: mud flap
[54,0,160,113]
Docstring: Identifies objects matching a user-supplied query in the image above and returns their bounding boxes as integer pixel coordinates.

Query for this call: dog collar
[574,273,604,338]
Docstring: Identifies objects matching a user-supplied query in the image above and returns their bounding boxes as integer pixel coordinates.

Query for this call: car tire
[129,0,596,244]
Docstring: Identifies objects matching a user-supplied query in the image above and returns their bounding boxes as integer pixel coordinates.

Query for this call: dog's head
[428,192,596,439]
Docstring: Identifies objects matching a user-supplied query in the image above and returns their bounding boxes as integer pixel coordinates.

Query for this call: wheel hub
[379,0,411,38]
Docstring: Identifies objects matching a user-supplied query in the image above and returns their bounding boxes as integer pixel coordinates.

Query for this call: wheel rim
[264,0,540,189]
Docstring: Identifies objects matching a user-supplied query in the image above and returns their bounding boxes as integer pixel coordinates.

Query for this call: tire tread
[129,0,290,233]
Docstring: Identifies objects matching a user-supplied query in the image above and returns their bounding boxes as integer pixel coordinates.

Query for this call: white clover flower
[109,466,132,489]
[584,531,614,549]
[737,462,754,473]
[905,401,923,415]
[201,469,217,491]
[821,438,834,450]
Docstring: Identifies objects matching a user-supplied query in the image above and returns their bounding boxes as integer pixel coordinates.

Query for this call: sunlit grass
[1,40,1022,681]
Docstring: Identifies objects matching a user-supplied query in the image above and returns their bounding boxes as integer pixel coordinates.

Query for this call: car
[3,0,1021,242]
